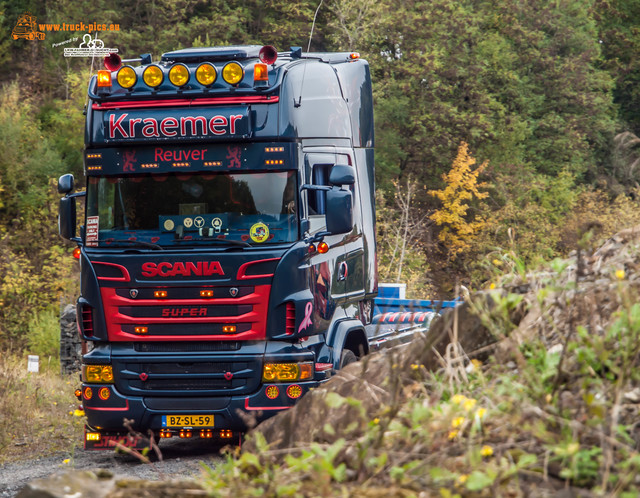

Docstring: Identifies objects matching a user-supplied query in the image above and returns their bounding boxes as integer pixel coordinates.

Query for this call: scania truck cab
[58,44,377,449]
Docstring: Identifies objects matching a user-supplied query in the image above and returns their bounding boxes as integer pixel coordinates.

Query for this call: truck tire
[60,304,82,375]
[339,349,357,369]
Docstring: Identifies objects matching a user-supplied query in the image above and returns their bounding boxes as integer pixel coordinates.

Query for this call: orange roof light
[254,63,269,82]
[97,70,111,87]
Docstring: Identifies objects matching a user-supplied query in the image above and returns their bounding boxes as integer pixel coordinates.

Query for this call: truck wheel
[60,304,82,375]
[339,349,357,369]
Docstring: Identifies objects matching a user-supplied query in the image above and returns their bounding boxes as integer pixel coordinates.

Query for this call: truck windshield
[86,170,297,248]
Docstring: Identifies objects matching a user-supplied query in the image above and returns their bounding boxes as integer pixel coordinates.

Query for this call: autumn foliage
[429,142,488,259]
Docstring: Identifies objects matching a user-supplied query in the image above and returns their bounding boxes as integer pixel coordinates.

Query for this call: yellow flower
[492,259,502,266]
[475,407,487,420]
[451,416,465,428]
[470,359,482,369]
[372,418,380,425]
[451,394,466,405]
[63,459,70,464]
[457,474,468,485]
[480,445,494,457]
[73,409,85,417]
[448,430,459,440]
[463,398,477,411]
[489,283,496,290]
[410,363,419,370]
[616,269,625,280]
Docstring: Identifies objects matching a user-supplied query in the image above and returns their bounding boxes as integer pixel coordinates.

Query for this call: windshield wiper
[104,239,164,250]
[174,237,251,248]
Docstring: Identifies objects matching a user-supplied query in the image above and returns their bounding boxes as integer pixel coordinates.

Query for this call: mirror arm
[67,191,86,199]
[300,184,331,192]
[304,231,330,244]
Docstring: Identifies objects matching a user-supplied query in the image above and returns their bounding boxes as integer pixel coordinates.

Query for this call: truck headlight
[262,362,313,382]
[82,364,114,384]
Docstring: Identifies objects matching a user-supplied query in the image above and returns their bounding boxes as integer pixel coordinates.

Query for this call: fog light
[169,64,190,87]
[98,387,110,401]
[83,387,93,400]
[196,63,216,86]
[85,432,101,441]
[286,384,302,399]
[265,385,279,399]
[143,65,163,88]
[222,62,243,85]
[222,325,236,333]
[117,66,137,89]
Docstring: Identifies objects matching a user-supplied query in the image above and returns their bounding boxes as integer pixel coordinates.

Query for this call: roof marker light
[259,45,278,65]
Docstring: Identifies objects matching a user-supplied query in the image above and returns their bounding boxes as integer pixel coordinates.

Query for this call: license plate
[162,414,215,428]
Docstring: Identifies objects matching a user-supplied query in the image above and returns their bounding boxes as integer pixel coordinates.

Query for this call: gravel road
[0,438,225,496]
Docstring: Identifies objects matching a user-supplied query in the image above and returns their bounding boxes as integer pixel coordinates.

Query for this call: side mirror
[58,174,75,195]
[326,187,353,234]
[59,196,77,240]
[329,164,355,186]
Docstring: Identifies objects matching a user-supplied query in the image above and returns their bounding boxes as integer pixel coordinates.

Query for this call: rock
[624,388,640,403]
[245,295,505,452]
[60,304,82,375]
[16,471,206,498]
[17,470,115,498]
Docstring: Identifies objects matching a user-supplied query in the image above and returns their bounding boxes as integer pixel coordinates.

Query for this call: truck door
[304,153,346,323]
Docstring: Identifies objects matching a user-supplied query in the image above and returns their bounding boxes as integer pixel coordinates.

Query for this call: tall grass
[0,353,83,463]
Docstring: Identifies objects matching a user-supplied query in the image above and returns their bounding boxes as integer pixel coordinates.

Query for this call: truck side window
[308,164,331,215]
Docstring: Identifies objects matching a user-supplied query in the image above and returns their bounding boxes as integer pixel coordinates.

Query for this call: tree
[429,142,488,259]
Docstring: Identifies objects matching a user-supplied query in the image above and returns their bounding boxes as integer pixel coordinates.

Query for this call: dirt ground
[0,438,224,496]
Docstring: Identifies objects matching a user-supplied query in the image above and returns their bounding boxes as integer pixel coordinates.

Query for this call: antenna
[296,0,324,107]
[307,0,324,52]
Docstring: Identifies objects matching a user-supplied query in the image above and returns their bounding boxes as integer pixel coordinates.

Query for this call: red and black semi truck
[57,44,378,449]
